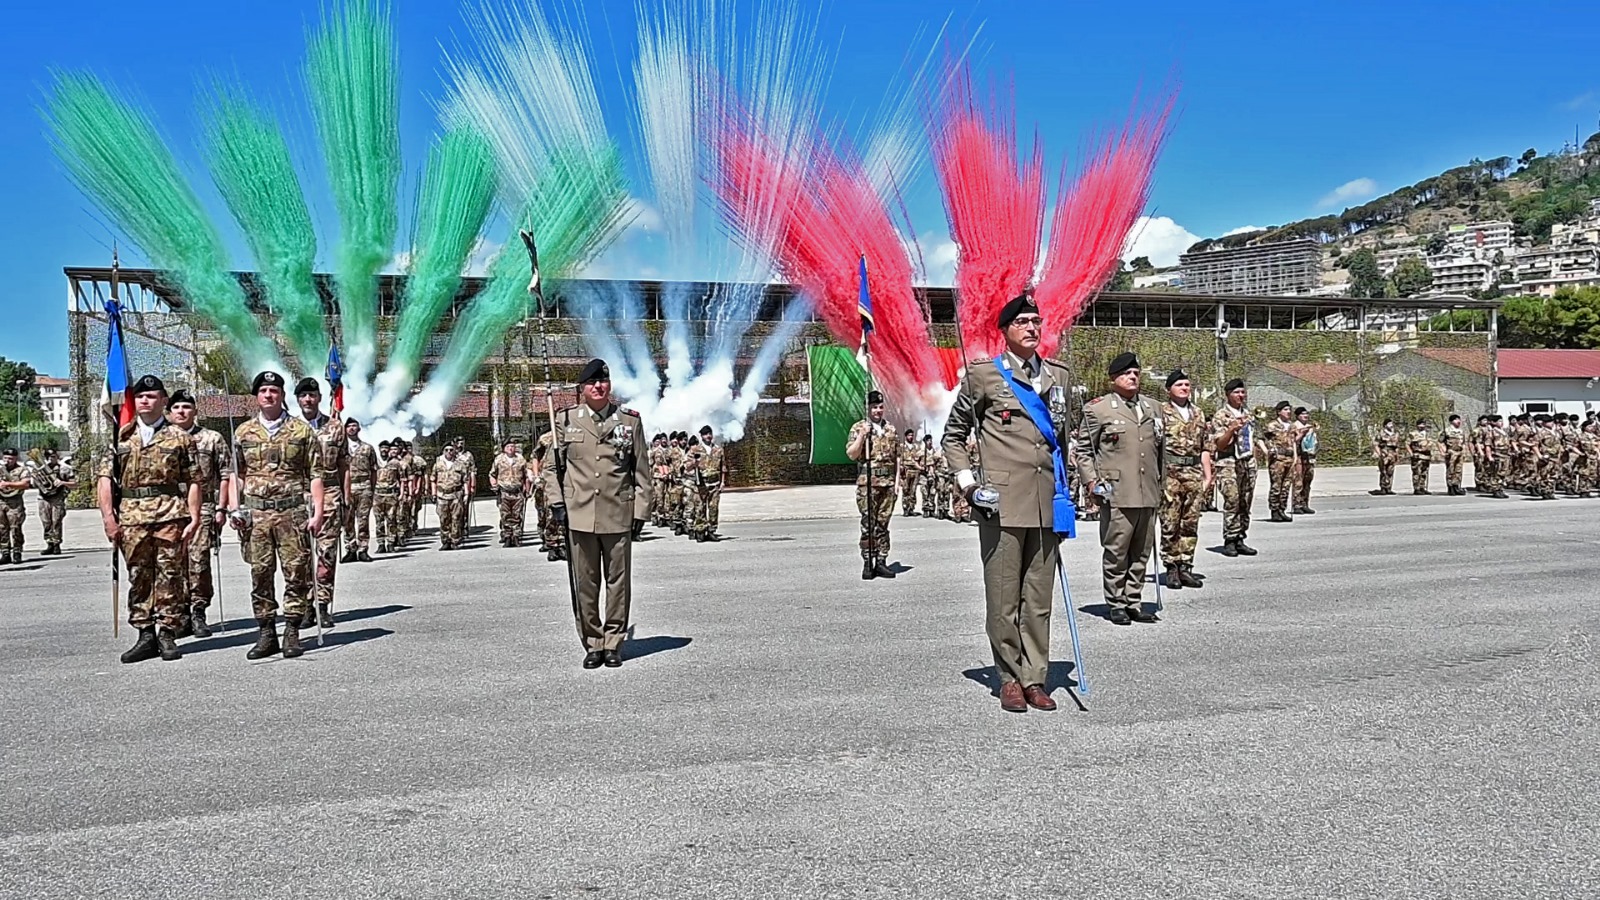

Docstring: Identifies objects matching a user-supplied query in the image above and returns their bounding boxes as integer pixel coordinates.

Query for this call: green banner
[808,345,868,465]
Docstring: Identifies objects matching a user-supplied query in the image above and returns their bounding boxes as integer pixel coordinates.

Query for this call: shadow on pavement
[961,662,1084,709]
[624,635,692,660]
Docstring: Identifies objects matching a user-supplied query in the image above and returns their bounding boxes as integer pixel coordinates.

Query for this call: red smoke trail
[931,70,1045,359]
[714,114,940,412]
[1034,91,1174,359]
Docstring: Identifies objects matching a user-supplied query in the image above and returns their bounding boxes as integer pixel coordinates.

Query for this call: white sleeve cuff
[956,469,975,491]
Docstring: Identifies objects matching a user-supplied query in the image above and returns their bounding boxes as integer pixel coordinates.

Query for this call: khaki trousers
[569,530,632,651]
[977,522,1058,687]
[1099,506,1156,610]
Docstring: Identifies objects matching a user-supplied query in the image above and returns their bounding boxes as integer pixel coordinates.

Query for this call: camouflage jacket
[1210,404,1255,462]
[97,418,195,525]
[306,416,350,497]
[233,415,326,503]
[1536,429,1562,460]
[898,441,925,475]
[1407,429,1433,458]
[688,442,726,487]
[432,455,471,496]
[1442,425,1466,454]
[347,439,379,489]
[374,457,404,490]
[1374,427,1401,451]
[182,425,226,505]
[0,460,32,501]
[1264,418,1298,460]
[1160,401,1210,463]
[846,419,898,488]
[489,452,527,493]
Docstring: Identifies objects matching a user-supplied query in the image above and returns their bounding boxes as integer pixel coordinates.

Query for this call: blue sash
[992,356,1076,538]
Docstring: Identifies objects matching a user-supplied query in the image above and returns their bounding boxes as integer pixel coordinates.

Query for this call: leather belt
[123,485,181,500]
[1166,454,1200,467]
[244,495,302,511]
[374,486,399,495]
[498,488,523,496]
[436,490,463,500]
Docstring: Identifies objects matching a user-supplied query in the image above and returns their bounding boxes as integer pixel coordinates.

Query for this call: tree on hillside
[1425,233,1448,255]
[1344,248,1387,299]
[1423,286,1600,348]
[0,357,45,446]
[1519,148,1537,168]
[1129,255,1154,273]
[1104,261,1135,292]
[1391,256,1434,298]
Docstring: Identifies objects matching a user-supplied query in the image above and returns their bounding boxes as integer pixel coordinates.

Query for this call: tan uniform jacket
[1076,391,1163,510]
[944,356,1072,529]
[490,453,527,493]
[347,440,378,488]
[542,403,651,534]
[97,420,196,525]
[233,416,325,502]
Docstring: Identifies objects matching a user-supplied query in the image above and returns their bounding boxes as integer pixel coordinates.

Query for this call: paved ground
[2,475,1596,898]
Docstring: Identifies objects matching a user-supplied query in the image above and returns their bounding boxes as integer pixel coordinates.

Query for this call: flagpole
[108,246,122,639]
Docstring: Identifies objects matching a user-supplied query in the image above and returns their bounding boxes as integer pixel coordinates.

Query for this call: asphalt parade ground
[2,479,1596,898]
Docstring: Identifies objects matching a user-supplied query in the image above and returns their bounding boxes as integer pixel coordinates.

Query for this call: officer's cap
[294,377,320,396]
[131,374,167,396]
[997,292,1039,329]
[168,389,197,407]
[251,371,285,394]
[1224,377,1246,393]
[1107,352,1139,377]
[866,390,884,405]
[1165,369,1188,389]
[577,358,610,384]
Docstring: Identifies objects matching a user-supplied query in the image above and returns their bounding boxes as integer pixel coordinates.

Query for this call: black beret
[905,428,916,437]
[251,371,285,393]
[294,377,321,396]
[1165,369,1188,389]
[344,418,361,427]
[866,390,884,404]
[1416,418,1429,426]
[168,389,196,407]
[379,440,392,448]
[997,292,1040,328]
[1294,407,1308,416]
[131,374,166,395]
[1107,352,1139,377]
[1225,378,1246,392]
[922,434,933,441]
[1275,400,1291,411]
[700,425,713,435]
[1490,414,1502,421]
[2,447,15,456]
[577,358,610,384]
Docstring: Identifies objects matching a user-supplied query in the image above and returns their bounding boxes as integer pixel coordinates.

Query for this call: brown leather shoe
[999,682,1027,713]
[1022,685,1056,710]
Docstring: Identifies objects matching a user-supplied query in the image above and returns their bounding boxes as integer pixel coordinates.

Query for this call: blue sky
[2,0,1596,377]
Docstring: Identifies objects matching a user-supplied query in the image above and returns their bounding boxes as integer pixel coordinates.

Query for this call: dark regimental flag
[326,343,345,413]
[857,254,874,340]
[99,251,136,429]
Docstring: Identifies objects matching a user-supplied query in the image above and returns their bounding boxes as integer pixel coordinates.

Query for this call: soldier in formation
[372,440,403,553]
[31,447,75,556]
[649,433,671,527]
[453,437,477,540]
[1264,400,1300,522]
[1442,414,1467,495]
[296,379,347,630]
[1407,419,1434,495]
[0,448,29,563]
[1532,415,1562,500]
[432,442,472,550]
[534,426,568,562]
[490,437,529,547]
[1158,370,1209,591]
[686,424,725,542]
[1371,419,1401,495]
[343,419,378,562]
[226,370,327,660]
[845,390,898,580]
[1077,351,1163,625]
[1292,407,1318,515]
[166,390,225,637]
[95,375,202,663]
[924,435,951,520]
[1211,379,1258,557]
[898,429,923,516]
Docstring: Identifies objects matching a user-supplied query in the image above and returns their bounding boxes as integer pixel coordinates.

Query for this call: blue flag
[857,255,874,338]
[326,343,345,413]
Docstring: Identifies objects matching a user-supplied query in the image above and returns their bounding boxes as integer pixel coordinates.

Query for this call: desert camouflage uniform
[1577,427,1599,496]
[1159,401,1209,567]
[535,432,566,554]
[408,452,429,537]
[649,443,670,526]
[1211,404,1257,543]
[687,440,725,537]
[32,457,74,549]
[433,454,471,549]
[1374,426,1401,493]
[490,450,527,544]
[898,439,924,516]
[847,419,897,562]
[346,437,378,553]
[98,420,195,630]
[373,454,403,551]
[234,415,326,622]
[0,457,29,559]
[1265,417,1298,515]
[1560,422,1581,493]
[180,424,225,613]
[929,451,952,519]
[306,416,349,610]
[1485,424,1511,494]
[666,444,688,531]
[1513,422,1537,490]
[1534,426,1563,498]
[1407,429,1433,493]
[1442,423,1467,492]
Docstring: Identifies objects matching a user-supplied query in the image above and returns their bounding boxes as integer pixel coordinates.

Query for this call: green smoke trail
[406,142,628,427]
[306,0,400,384]
[376,127,496,406]
[201,86,327,374]
[43,72,285,376]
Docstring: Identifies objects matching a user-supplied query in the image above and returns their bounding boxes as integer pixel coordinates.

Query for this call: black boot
[1234,538,1258,556]
[317,601,335,631]
[190,605,212,639]
[872,560,897,579]
[862,560,876,580]
[246,621,281,660]
[1219,540,1239,558]
[358,549,373,562]
[120,627,160,664]
[174,614,194,639]
[341,548,357,564]
[281,621,304,659]
[1179,566,1204,588]
[299,605,317,629]
[157,629,182,661]
[1165,567,1183,590]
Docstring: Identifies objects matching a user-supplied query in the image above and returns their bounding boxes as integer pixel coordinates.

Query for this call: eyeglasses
[1009,316,1044,328]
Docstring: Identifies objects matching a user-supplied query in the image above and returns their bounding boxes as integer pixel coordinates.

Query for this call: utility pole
[13,378,25,451]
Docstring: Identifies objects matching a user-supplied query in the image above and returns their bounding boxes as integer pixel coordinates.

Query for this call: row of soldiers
[646,428,726,543]
[895,430,975,522]
[1469,412,1600,499]
[0,446,77,563]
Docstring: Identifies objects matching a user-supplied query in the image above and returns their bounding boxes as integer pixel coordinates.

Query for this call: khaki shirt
[944,355,1072,529]
[97,419,196,525]
[432,455,471,495]
[233,416,325,502]
[846,419,898,488]
[347,439,378,488]
[1076,390,1163,510]
[490,452,526,493]
[542,402,651,534]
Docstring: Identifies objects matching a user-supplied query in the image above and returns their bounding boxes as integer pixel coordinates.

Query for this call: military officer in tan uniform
[489,438,529,546]
[543,359,651,669]
[166,390,226,637]
[945,293,1074,712]
[432,443,472,550]
[296,378,348,630]
[1212,379,1259,557]
[343,419,378,562]
[846,390,899,580]
[1077,351,1163,626]
[95,375,202,663]
[687,424,726,542]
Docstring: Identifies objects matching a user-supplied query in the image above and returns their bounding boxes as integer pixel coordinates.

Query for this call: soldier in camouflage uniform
[897,429,923,516]
[535,428,568,562]
[1482,415,1510,498]
[227,371,328,660]
[0,448,31,564]
[453,437,476,544]
[846,390,898,580]
[166,391,225,637]
[1442,414,1467,495]
[1292,407,1319,515]
[1264,401,1299,522]
[431,443,471,550]
[1578,421,1600,497]
[408,443,430,539]
[1532,415,1562,499]
[1407,419,1434,495]
[687,424,726,541]
[1211,379,1259,557]
[1158,370,1210,589]
[296,379,349,630]
[343,419,378,562]
[928,439,952,520]
[1513,415,1536,492]
[667,433,689,535]
[94,375,202,663]
[373,441,403,553]
[1371,419,1401,495]
[648,433,670,526]
[31,447,75,556]
[489,438,528,546]
[1558,414,1581,494]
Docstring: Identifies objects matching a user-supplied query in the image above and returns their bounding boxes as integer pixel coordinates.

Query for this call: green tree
[0,358,45,446]
[1425,286,1600,347]
[1104,261,1134,292]
[1519,148,1537,167]
[1391,256,1434,297]
[195,346,250,394]
[1425,233,1448,255]
[1129,255,1155,273]
[1345,248,1387,298]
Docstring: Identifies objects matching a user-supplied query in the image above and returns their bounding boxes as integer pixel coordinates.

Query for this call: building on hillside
[1425,256,1494,295]
[35,376,72,433]
[1179,239,1322,296]
[1445,221,1514,258]
[1503,245,1600,296]
[1376,246,1424,276]
[1132,270,1183,290]
[1550,216,1600,248]
[1242,361,1360,415]
[1495,349,1600,417]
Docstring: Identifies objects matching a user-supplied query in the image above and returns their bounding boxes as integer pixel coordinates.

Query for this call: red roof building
[1496,349,1600,379]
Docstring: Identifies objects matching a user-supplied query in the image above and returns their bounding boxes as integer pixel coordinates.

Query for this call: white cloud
[1223,225,1265,236]
[919,233,959,287]
[464,237,501,277]
[1316,177,1380,210]
[1121,216,1201,268]
[620,197,664,234]
[1561,90,1597,112]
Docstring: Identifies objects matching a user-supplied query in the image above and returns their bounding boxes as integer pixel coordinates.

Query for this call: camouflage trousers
[123,519,187,631]
[1377,450,1398,492]
[1512,453,1534,488]
[1294,458,1316,510]
[183,505,216,610]
[1535,459,1560,495]
[1267,454,1294,514]
[0,498,24,554]
[437,494,465,548]
[38,494,66,545]
[950,481,970,522]
[314,494,342,608]
[856,483,895,560]
[534,481,548,533]
[244,506,313,621]
[373,491,400,548]
[1410,456,1431,492]
[540,488,567,552]
[1445,451,1464,489]
[900,471,922,516]
[498,491,525,544]
[666,484,685,527]
[931,475,951,519]
[347,487,373,551]
[1216,458,1256,541]
[691,484,722,534]
[1160,466,1205,567]
[649,477,666,525]
[1478,456,1502,493]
